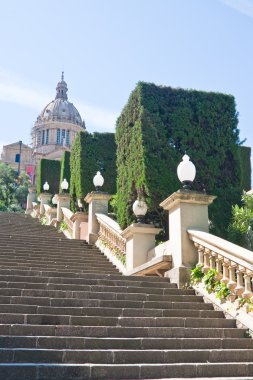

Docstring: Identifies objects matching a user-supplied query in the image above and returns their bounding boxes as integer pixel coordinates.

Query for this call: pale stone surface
[55,194,71,222]
[160,190,216,287]
[84,192,111,244]
[121,223,162,272]
[39,193,52,215]
[71,212,88,240]
[25,186,37,214]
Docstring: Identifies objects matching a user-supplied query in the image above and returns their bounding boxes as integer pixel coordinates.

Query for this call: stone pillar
[39,193,52,216]
[84,192,111,244]
[55,194,71,223]
[72,212,88,240]
[122,224,162,272]
[160,190,216,287]
[25,186,37,215]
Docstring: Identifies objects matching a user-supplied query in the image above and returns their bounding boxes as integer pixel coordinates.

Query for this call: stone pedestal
[39,193,52,216]
[122,223,161,272]
[160,190,216,287]
[84,192,111,244]
[25,186,37,215]
[71,212,88,240]
[55,194,71,222]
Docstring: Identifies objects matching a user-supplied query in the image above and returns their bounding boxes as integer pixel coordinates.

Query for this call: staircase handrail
[96,213,126,257]
[188,229,253,299]
[61,207,74,235]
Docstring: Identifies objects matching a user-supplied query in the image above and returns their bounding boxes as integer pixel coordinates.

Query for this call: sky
[0,0,253,174]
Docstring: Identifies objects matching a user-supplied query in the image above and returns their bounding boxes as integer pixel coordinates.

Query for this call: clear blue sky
[0,0,253,170]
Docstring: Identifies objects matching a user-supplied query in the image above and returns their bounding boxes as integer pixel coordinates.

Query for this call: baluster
[194,243,204,266]
[209,252,216,270]
[242,271,253,299]
[221,259,229,284]
[203,248,211,273]
[215,255,223,280]
[234,266,245,297]
[227,261,237,291]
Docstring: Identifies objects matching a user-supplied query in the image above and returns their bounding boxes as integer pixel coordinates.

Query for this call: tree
[228,192,253,250]
[0,163,30,212]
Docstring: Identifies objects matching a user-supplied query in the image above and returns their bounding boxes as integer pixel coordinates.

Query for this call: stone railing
[96,213,126,272]
[188,229,253,301]
[61,207,74,238]
[44,204,57,224]
[31,202,40,218]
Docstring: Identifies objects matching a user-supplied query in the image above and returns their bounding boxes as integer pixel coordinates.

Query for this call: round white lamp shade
[43,181,49,192]
[52,195,57,205]
[133,199,148,223]
[93,171,104,190]
[61,178,69,191]
[177,154,196,189]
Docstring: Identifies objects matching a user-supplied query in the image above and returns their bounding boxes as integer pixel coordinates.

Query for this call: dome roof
[36,73,85,128]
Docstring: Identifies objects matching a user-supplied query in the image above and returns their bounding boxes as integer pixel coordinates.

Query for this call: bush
[37,159,61,195]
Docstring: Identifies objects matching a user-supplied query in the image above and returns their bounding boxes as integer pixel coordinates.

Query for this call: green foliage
[40,216,49,225]
[115,82,246,236]
[59,151,70,193]
[58,221,67,233]
[203,269,218,292]
[228,192,253,250]
[215,282,230,300]
[238,146,251,191]
[70,131,117,210]
[37,159,61,195]
[0,163,30,211]
[190,264,204,284]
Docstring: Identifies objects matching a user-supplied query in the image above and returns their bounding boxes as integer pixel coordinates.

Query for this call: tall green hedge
[115,82,249,238]
[37,159,61,195]
[70,131,117,206]
[238,146,251,191]
[59,151,71,193]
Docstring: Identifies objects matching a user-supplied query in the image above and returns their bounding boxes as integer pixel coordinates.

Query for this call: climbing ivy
[59,151,70,193]
[70,131,117,209]
[115,82,248,237]
[36,159,61,196]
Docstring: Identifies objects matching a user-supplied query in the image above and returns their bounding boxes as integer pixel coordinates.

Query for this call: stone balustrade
[96,214,126,266]
[188,229,253,301]
[61,207,74,237]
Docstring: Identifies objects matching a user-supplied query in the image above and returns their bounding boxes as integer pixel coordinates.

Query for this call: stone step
[0,253,112,263]
[0,304,225,318]
[0,264,118,273]
[0,295,214,310]
[0,314,236,328]
[0,288,205,302]
[0,324,246,338]
[0,362,252,379]
[0,281,195,295]
[1,336,252,350]
[1,348,253,364]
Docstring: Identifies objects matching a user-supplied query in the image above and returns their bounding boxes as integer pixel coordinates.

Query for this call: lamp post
[61,178,69,193]
[177,154,196,190]
[77,198,84,212]
[132,199,148,224]
[43,181,49,193]
[93,171,104,192]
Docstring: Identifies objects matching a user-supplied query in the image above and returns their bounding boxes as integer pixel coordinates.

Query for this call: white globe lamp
[133,199,148,224]
[61,178,69,193]
[93,171,104,191]
[177,154,196,190]
[43,181,49,193]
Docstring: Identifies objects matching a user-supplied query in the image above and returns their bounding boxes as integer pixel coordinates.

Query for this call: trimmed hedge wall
[238,146,251,191]
[70,131,116,206]
[59,151,71,193]
[36,159,61,195]
[115,82,249,238]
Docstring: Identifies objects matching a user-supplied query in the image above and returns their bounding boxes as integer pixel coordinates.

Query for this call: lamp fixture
[132,199,148,224]
[61,178,69,193]
[93,171,104,191]
[177,154,196,190]
[43,181,49,192]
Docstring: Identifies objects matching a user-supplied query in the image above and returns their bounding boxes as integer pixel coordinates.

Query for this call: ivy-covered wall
[70,131,117,206]
[59,151,71,193]
[115,82,250,238]
[36,159,61,195]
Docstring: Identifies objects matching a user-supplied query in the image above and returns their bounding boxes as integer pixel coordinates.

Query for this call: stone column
[160,190,216,287]
[84,192,111,244]
[25,186,37,215]
[122,224,162,272]
[72,212,88,240]
[39,193,52,216]
[55,194,71,223]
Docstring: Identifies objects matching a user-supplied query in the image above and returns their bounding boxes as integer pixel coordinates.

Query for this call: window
[61,129,65,146]
[37,131,41,146]
[66,130,70,146]
[46,129,49,144]
[57,129,61,144]
[15,154,20,163]
[42,130,45,145]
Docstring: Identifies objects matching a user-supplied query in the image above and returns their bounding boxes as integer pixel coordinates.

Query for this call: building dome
[36,73,85,128]
[31,73,86,159]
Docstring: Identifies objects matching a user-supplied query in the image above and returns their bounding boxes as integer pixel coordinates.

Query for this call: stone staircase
[0,212,253,379]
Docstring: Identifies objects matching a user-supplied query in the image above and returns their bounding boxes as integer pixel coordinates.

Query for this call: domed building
[31,73,85,160]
